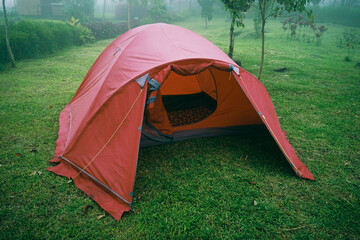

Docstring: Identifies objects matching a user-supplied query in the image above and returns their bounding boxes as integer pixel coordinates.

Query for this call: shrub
[280,15,327,46]
[85,21,127,40]
[169,9,191,22]
[63,0,95,23]
[85,20,139,40]
[67,17,95,44]
[149,1,170,23]
[336,29,359,61]
[0,19,92,69]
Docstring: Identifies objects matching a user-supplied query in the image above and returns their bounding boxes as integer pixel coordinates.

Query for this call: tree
[197,0,216,29]
[117,0,148,30]
[336,29,359,61]
[310,0,321,6]
[103,0,106,20]
[149,0,169,23]
[221,0,253,58]
[341,0,359,7]
[2,0,15,68]
[64,0,95,22]
[127,0,131,30]
[256,0,310,80]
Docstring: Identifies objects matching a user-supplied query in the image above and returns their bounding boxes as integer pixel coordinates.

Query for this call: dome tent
[47,23,314,220]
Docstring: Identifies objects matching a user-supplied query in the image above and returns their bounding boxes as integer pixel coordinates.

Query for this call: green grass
[1,16,359,239]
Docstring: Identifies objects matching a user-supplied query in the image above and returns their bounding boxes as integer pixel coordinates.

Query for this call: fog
[1,0,359,27]
[0,0,359,36]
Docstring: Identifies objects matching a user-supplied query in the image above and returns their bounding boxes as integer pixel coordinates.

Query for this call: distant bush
[149,2,170,23]
[85,20,139,40]
[310,7,360,28]
[169,9,191,22]
[0,19,92,68]
[114,3,148,21]
[336,29,359,62]
[280,15,327,46]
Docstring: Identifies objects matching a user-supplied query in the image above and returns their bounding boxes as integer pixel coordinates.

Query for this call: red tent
[47,23,314,220]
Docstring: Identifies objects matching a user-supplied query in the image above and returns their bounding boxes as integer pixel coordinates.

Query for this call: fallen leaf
[97,214,105,220]
[253,200,258,206]
[83,204,93,214]
[38,171,42,175]
[244,155,248,161]
[250,181,256,185]
[15,153,22,157]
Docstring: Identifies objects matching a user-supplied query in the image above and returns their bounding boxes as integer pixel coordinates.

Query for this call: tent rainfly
[47,23,314,220]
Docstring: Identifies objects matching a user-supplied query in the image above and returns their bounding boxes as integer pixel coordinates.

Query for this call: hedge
[0,19,92,69]
[85,21,139,40]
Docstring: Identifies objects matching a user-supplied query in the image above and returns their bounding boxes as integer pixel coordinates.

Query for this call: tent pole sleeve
[60,156,132,206]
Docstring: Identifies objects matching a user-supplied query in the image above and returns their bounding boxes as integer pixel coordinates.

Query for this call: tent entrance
[160,69,218,127]
[162,92,217,127]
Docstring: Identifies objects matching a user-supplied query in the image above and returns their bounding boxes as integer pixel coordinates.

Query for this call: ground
[0,17,359,239]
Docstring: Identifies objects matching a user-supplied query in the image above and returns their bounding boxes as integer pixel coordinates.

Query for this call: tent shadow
[137,130,296,183]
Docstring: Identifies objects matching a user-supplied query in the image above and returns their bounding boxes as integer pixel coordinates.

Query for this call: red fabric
[48,23,314,221]
[234,70,315,180]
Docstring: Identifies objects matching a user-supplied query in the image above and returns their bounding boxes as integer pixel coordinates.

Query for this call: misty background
[1,0,359,27]
[0,0,359,69]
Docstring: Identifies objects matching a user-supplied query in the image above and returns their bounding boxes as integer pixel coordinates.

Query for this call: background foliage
[85,21,139,40]
[310,6,360,28]
[0,19,93,69]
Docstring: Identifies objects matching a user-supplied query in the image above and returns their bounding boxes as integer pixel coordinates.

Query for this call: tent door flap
[141,120,173,143]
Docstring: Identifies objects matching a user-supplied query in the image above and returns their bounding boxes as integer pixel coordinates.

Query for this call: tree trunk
[257,0,266,80]
[205,16,208,29]
[102,0,106,20]
[127,0,131,30]
[2,0,16,68]
[228,15,235,58]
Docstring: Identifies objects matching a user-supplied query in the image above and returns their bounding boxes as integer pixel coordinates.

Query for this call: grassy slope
[0,17,359,239]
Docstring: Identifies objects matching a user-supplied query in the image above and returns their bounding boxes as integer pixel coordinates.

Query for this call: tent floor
[162,92,217,127]
[167,106,213,127]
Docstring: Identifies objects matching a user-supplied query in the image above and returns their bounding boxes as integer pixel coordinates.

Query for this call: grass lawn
[0,16,359,239]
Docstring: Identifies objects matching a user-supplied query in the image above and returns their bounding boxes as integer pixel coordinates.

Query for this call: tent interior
[140,66,265,147]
